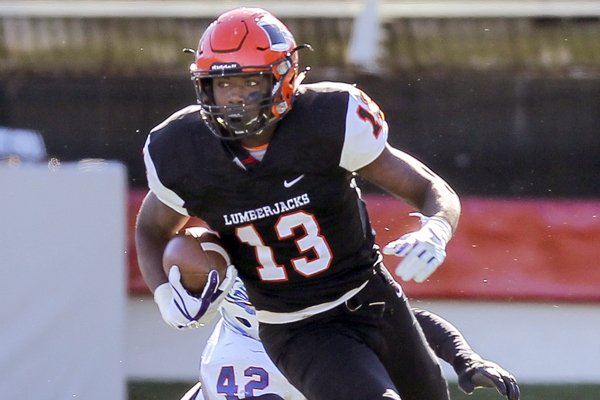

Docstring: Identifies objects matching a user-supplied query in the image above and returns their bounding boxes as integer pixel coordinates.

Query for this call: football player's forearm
[422,177,461,232]
[413,308,476,371]
[135,211,179,292]
[135,191,190,291]
[358,144,460,231]
[135,228,170,291]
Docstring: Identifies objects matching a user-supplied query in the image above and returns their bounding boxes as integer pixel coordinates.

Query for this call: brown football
[162,227,230,295]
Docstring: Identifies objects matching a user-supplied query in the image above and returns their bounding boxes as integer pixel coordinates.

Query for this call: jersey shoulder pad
[297,81,357,96]
[143,105,212,215]
[150,105,202,135]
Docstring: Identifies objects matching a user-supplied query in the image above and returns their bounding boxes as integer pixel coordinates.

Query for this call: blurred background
[1,1,599,399]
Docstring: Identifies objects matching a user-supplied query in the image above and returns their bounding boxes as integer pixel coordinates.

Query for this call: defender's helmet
[190,8,300,140]
[220,278,259,340]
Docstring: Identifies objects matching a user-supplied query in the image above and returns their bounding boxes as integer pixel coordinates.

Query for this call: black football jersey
[144,82,389,313]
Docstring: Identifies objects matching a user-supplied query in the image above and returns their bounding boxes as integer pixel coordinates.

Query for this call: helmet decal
[210,62,241,72]
[257,18,290,51]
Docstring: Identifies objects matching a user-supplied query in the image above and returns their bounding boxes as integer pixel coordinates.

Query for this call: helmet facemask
[192,58,295,140]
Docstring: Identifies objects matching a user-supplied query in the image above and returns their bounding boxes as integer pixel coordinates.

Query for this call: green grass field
[128,381,600,400]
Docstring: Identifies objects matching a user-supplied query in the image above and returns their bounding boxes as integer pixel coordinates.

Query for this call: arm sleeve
[143,135,189,216]
[339,87,388,171]
[413,308,477,372]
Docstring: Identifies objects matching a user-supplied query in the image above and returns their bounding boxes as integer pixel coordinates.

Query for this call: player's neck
[239,125,276,148]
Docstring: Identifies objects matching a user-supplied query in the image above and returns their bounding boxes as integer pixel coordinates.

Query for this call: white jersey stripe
[143,135,189,216]
[255,280,369,324]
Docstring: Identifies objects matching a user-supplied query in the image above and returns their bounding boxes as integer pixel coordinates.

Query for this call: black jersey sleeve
[143,133,189,216]
[292,82,388,172]
[143,105,208,216]
[413,307,475,371]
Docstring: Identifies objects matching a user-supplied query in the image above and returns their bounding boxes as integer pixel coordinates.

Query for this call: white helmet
[220,278,259,340]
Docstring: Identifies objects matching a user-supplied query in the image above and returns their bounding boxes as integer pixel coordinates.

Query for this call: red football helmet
[190,8,303,140]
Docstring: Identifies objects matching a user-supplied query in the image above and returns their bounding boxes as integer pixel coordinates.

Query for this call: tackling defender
[174,278,519,400]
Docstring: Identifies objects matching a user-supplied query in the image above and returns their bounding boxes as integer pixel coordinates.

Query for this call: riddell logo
[210,63,240,71]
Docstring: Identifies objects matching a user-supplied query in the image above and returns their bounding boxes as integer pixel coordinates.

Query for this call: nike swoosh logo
[284,174,305,188]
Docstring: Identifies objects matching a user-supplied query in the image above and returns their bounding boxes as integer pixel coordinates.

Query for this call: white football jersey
[197,278,305,399]
[200,319,306,400]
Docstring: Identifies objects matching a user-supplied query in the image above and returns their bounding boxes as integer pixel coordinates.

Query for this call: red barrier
[128,190,600,302]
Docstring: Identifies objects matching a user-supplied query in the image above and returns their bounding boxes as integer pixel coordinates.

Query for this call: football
[162,227,230,295]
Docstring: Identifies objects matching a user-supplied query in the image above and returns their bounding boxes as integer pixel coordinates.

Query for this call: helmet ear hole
[200,79,213,99]
[276,60,291,76]
[193,78,214,106]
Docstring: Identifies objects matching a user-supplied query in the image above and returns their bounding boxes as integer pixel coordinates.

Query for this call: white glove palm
[154,265,237,329]
[383,213,453,283]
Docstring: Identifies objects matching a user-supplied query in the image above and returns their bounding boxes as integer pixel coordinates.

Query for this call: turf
[128,380,600,400]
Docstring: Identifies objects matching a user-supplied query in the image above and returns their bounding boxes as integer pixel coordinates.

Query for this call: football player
[136,7,466,400]
[179,278,519,400]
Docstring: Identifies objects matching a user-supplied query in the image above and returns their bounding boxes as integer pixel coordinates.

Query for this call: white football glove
[383,213,453,283]
[153,264,237,330]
